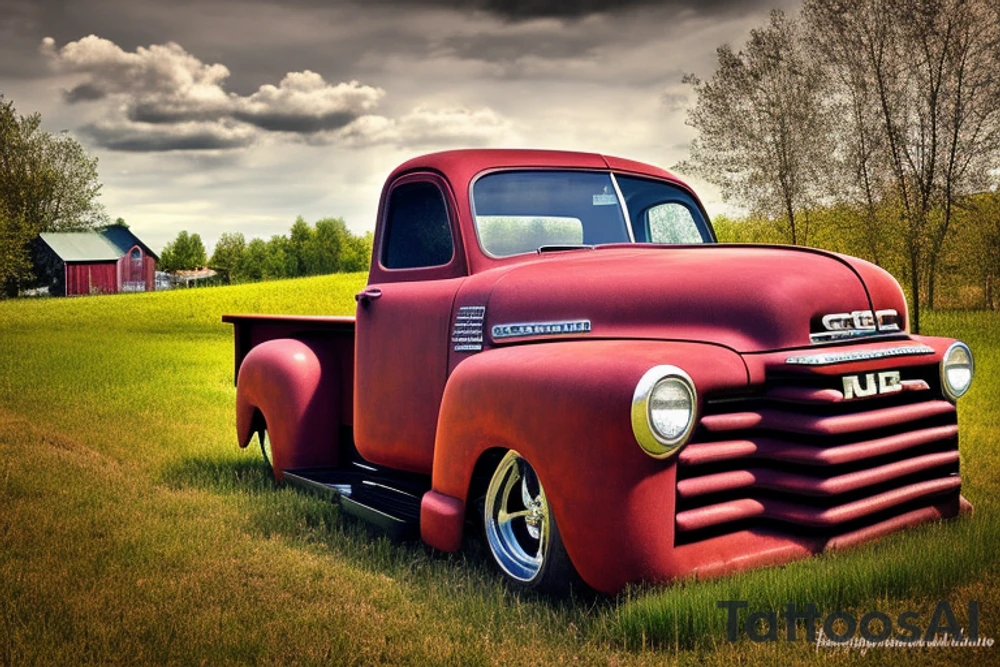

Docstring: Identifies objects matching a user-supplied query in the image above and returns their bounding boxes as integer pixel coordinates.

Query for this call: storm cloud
[40,35,512,151]
[348,0,782,21]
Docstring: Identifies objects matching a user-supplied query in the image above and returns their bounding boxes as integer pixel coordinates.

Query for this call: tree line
[681,0,1000,331]
[160,217,373,283]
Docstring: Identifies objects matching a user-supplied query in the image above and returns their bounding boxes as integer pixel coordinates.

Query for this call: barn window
[131,248,141,263]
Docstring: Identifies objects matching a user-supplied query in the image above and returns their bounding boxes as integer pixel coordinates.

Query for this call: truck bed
[222,314,356,425]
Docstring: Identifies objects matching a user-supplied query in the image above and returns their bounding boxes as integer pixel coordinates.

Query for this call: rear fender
[423,339,748,594]
[235,338,341,480]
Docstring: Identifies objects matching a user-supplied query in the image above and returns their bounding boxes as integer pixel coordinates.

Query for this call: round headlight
[941,341,974,401]
[631,366,697,459]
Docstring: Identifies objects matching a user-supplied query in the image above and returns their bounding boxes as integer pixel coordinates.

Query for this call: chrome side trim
[491,320,591,340]
[809,330,902,344]
[786,344,936,366]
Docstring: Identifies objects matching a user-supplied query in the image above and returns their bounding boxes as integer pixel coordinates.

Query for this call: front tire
[483,450,578,593]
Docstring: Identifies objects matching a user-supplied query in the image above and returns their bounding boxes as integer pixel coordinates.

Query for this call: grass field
[1,274,997,665]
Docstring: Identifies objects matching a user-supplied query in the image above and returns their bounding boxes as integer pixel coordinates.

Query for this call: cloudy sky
[0,0,798,253]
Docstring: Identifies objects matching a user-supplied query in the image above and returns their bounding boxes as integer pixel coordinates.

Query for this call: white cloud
[40,35,510,152]
[340,106,517,148]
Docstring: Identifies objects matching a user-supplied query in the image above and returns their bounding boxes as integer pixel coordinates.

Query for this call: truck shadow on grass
[158,454,999,653]
[158,453,606,606]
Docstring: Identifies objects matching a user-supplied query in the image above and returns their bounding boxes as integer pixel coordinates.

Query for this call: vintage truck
[224,149,974,594]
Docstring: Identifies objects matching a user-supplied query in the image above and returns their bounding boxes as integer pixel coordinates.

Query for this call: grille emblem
[842,370,902,400]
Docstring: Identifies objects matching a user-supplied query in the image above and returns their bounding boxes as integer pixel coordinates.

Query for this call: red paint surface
[116,247,157,291]
[65,262,118,295]
[234,338,342,480]
[420,490,465,552]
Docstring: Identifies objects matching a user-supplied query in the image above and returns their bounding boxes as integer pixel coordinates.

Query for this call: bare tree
[679,10,832,245]
[804,0,1000,331]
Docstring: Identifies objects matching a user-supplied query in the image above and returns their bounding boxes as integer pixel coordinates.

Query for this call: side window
[616,175,712,244]
[381,181,454,270]
[647,203,704,244]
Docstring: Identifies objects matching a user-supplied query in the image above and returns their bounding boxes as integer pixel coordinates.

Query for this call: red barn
[33,225,159,296]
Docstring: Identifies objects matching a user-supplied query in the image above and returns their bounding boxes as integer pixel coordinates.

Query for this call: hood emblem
[810,309,901,343]
[491,319,591,341]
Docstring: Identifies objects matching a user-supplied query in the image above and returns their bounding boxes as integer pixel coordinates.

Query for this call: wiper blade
[536,244,595,253]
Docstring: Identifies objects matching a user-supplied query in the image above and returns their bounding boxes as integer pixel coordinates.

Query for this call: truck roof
[387,148,687,188]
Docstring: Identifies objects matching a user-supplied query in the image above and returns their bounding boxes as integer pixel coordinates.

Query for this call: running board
[282,467,427,541]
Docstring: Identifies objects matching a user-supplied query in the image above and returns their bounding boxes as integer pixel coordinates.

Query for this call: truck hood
[479,245,908,353]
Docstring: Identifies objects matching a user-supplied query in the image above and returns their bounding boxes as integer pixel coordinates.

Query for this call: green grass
[1,277,997,665]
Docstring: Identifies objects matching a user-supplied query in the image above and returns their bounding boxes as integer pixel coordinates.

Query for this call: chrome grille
[675,364,961,545]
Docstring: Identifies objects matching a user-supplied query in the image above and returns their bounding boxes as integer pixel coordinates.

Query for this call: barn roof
[38,226,159,262]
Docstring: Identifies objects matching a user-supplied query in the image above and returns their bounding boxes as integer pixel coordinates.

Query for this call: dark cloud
[438,29,602,63]
[356,0,778,20]
[83,122,255,151]
[62,82,106,102]
[127,103,226,125]
[231,110,357,134]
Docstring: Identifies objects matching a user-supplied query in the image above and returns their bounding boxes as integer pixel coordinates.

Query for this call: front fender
[423,339,748,593]
[235,338,341,480]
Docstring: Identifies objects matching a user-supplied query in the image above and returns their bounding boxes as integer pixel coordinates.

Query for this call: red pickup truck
[224,149,974,594]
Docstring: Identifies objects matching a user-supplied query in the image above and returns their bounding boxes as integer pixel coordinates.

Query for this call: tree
[306,217,351,275]
[209,231,246,271]
[679,10,831,245]
[804,0,1000,330]
[235,238,268,282]
[264,234,298,279]
[969,191,1000,309]
[159,230,207,272]
[342,230,374,272]
[0,97,107,296]
[288,216,314,275]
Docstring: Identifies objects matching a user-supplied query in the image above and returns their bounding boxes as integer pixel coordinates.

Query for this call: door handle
[355,288,382,306]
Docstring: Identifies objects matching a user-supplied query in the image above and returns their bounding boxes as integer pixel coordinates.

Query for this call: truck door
[354,173,467,474]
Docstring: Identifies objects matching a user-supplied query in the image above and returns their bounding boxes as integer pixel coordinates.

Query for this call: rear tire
[483,450,579,594]
[258,429,274,474]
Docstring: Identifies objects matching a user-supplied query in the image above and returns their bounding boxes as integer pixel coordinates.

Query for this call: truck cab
[225,149,974,594]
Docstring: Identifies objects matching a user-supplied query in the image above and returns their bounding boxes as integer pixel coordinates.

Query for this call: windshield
[472,170,712,257]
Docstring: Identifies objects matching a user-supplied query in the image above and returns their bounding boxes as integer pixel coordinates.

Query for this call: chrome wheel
[484,450,551,583]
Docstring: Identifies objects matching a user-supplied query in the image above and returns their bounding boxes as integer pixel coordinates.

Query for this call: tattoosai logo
[842,370,902,400]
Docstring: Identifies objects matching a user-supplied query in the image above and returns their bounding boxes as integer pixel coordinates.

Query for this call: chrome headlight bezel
[631,365,697,459]
[940,341,974,402]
